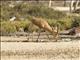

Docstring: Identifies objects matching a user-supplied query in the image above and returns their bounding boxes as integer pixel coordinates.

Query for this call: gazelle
[30,16,59,41]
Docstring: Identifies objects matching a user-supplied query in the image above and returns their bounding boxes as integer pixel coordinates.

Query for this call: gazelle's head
[52,25,59,39]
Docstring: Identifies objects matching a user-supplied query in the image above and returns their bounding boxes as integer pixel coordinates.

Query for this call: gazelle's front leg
[36,32,40,42]
[52,32,59,42]
[52,25,59,42]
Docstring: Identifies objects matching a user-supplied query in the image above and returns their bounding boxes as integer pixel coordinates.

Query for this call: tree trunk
[74,0,79,11]
[69,0,74,13]
[64,0,66,6]
[49,0,52,7]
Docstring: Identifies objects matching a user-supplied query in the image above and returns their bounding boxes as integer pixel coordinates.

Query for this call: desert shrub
[0,20,30,35]
[71,16,80,28]
[47,19,57,26]
[1,1,66,21]
[1,21,16,35]
[58,16,73,30]
[27,5,66,20]
[46,16,73,31]
[13,20,30,30]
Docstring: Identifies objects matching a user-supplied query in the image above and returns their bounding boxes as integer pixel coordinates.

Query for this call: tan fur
[30,17,58,39]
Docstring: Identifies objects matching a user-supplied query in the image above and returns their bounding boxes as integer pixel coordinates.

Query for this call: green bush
[0,20,30,34]
[71,16,80,28]
[1,2,66,22]
[46,16,73,31]
[57,16,73,30]
[47,19,57,26]
[27,5,66,20]
[1,21,16,33]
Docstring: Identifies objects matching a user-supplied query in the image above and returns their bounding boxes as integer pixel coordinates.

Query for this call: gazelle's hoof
[54,40,57,42]
[53,37,59,42]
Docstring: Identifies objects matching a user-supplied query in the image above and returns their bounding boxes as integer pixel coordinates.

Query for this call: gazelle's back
[31,17,53,32]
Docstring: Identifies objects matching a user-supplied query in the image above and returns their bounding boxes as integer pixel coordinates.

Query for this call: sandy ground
[1,41,80,60]
[1,56,80,60]
[1,35,80,42]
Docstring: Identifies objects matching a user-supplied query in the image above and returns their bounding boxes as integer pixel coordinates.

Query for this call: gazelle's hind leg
[46,32,51,41]
[36,32,40,42]
[27,32,30,41]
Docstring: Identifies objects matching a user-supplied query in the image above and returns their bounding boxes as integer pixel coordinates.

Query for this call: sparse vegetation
[0,1,80,35]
